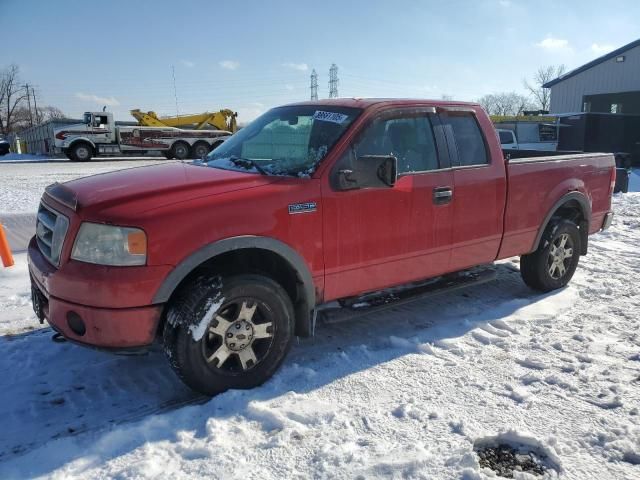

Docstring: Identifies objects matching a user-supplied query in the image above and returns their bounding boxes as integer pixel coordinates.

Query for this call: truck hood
[57,162,278,215]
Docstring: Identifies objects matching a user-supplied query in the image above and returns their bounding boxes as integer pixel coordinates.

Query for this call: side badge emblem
[288,202,317,215]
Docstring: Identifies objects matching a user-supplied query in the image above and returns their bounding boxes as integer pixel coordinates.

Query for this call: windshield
[83,113,92,125]
[201,105,361,177]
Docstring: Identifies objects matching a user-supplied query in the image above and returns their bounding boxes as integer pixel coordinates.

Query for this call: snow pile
[0,253,35,336]
[0,194,639,479]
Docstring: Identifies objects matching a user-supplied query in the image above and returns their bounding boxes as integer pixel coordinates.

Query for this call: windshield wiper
[228,156,268,175]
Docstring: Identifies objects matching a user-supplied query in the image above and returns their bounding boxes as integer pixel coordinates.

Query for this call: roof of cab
[283,98,481,109]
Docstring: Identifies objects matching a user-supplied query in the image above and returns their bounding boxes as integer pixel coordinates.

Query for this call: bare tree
[440,94,453,101]
[38,105,66,122]
[523,65,566,111]
[0,64,28,134]
[477,92,535,116]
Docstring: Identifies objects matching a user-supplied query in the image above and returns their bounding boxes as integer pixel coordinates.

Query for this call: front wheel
[163,274,295,396]
[68,142,93,162]
[520,219,582,292]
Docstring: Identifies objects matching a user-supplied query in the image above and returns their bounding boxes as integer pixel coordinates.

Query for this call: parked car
[0,140,10,156]
[28,99,616,395]
[494,121,558,151]
[497,128,518,149]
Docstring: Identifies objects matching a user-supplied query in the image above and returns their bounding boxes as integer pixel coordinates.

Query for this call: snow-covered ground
[0,158,165,216]
[0,160,639,478]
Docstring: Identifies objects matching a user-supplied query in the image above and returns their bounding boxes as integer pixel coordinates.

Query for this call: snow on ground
[0,158,166,216]
[0,192,638,479]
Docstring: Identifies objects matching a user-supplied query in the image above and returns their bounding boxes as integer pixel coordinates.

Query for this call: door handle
[433,186,453,205]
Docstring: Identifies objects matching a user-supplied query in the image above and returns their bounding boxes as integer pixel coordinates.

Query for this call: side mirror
[336,154,397,190]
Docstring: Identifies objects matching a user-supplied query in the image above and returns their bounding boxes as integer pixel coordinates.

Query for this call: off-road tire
[68,142,93,162]
[191,142,210,159]
[163,274,295,396]
[520,219,581,292]
[170,141,190,160]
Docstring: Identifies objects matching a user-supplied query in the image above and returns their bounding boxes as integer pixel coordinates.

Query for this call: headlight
[71,222,147,266]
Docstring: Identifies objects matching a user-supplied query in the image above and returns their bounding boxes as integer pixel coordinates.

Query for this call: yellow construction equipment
[130,109,238,133]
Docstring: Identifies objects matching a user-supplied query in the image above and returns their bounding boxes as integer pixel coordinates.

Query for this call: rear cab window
[499,130,515,144]
[441,111,489,167]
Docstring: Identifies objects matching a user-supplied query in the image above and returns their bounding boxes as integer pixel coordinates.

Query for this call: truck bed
[498,152,615,259]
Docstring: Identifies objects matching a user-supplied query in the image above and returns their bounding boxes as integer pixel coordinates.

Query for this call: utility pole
[31,87,40,124]
[310,69,318,101]
[328,64,339,98]
[24,84,33,127]
[171,65,179,116]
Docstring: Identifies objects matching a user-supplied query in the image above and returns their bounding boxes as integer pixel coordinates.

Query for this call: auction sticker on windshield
[312,111,349,124]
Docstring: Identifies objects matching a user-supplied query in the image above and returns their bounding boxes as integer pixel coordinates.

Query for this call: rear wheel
[520,219,581,292]
[191,142,210,159]
[163,274,295,396]
[170,141,190,160]
[68,142,93,162]
[163,151,174,159]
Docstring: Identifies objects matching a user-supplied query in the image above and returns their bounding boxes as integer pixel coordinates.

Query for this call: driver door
[321,108,454,301]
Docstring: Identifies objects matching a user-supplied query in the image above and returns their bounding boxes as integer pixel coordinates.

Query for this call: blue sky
[2,0,638,122]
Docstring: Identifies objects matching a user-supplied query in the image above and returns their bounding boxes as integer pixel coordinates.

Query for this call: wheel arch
[67,138,96,151]
[210,138,226,149]
[153,236,316,337]
[170,139,191,149]
[531,191,591,255]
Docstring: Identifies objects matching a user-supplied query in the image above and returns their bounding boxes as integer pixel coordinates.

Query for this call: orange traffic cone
[0,222,15,267]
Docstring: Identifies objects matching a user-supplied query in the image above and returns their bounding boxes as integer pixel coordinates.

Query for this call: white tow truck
[53,111,231,162]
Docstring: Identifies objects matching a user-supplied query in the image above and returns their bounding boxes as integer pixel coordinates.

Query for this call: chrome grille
[36,202,69,266]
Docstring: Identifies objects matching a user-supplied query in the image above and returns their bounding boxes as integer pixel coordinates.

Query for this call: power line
[171,65,179,116]
[328,64,339,98]
[310,69,318,101]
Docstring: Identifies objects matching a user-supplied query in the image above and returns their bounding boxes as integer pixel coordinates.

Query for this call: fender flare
[66,137,96,151]
[530,191,591,253]
[152,235,316,335]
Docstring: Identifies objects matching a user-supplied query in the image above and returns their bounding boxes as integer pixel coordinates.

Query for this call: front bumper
[28,237,164,349]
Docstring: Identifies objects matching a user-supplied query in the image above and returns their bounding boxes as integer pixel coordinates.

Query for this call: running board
[317,267,497,325]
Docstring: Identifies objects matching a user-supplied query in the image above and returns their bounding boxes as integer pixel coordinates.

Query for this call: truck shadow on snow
[0,261,566,476]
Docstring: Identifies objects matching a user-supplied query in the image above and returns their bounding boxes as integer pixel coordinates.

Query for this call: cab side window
[354,115,440,174]
[444,113,488,166]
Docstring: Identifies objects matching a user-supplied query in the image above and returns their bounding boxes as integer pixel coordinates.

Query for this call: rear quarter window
[446,113,489,166]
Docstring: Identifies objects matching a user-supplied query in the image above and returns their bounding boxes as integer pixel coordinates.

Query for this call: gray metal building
[544,38,640,114]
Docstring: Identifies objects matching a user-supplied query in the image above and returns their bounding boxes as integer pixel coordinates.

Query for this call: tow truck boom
[130,109,238,133]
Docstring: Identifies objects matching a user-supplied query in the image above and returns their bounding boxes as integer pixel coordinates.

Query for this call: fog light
[67,311,86,336]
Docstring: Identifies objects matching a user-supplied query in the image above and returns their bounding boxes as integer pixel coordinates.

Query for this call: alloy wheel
[547,233,574,279]
[201,299,274,373]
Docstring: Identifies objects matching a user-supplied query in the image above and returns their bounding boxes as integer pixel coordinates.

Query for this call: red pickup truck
[28,99,615,395]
